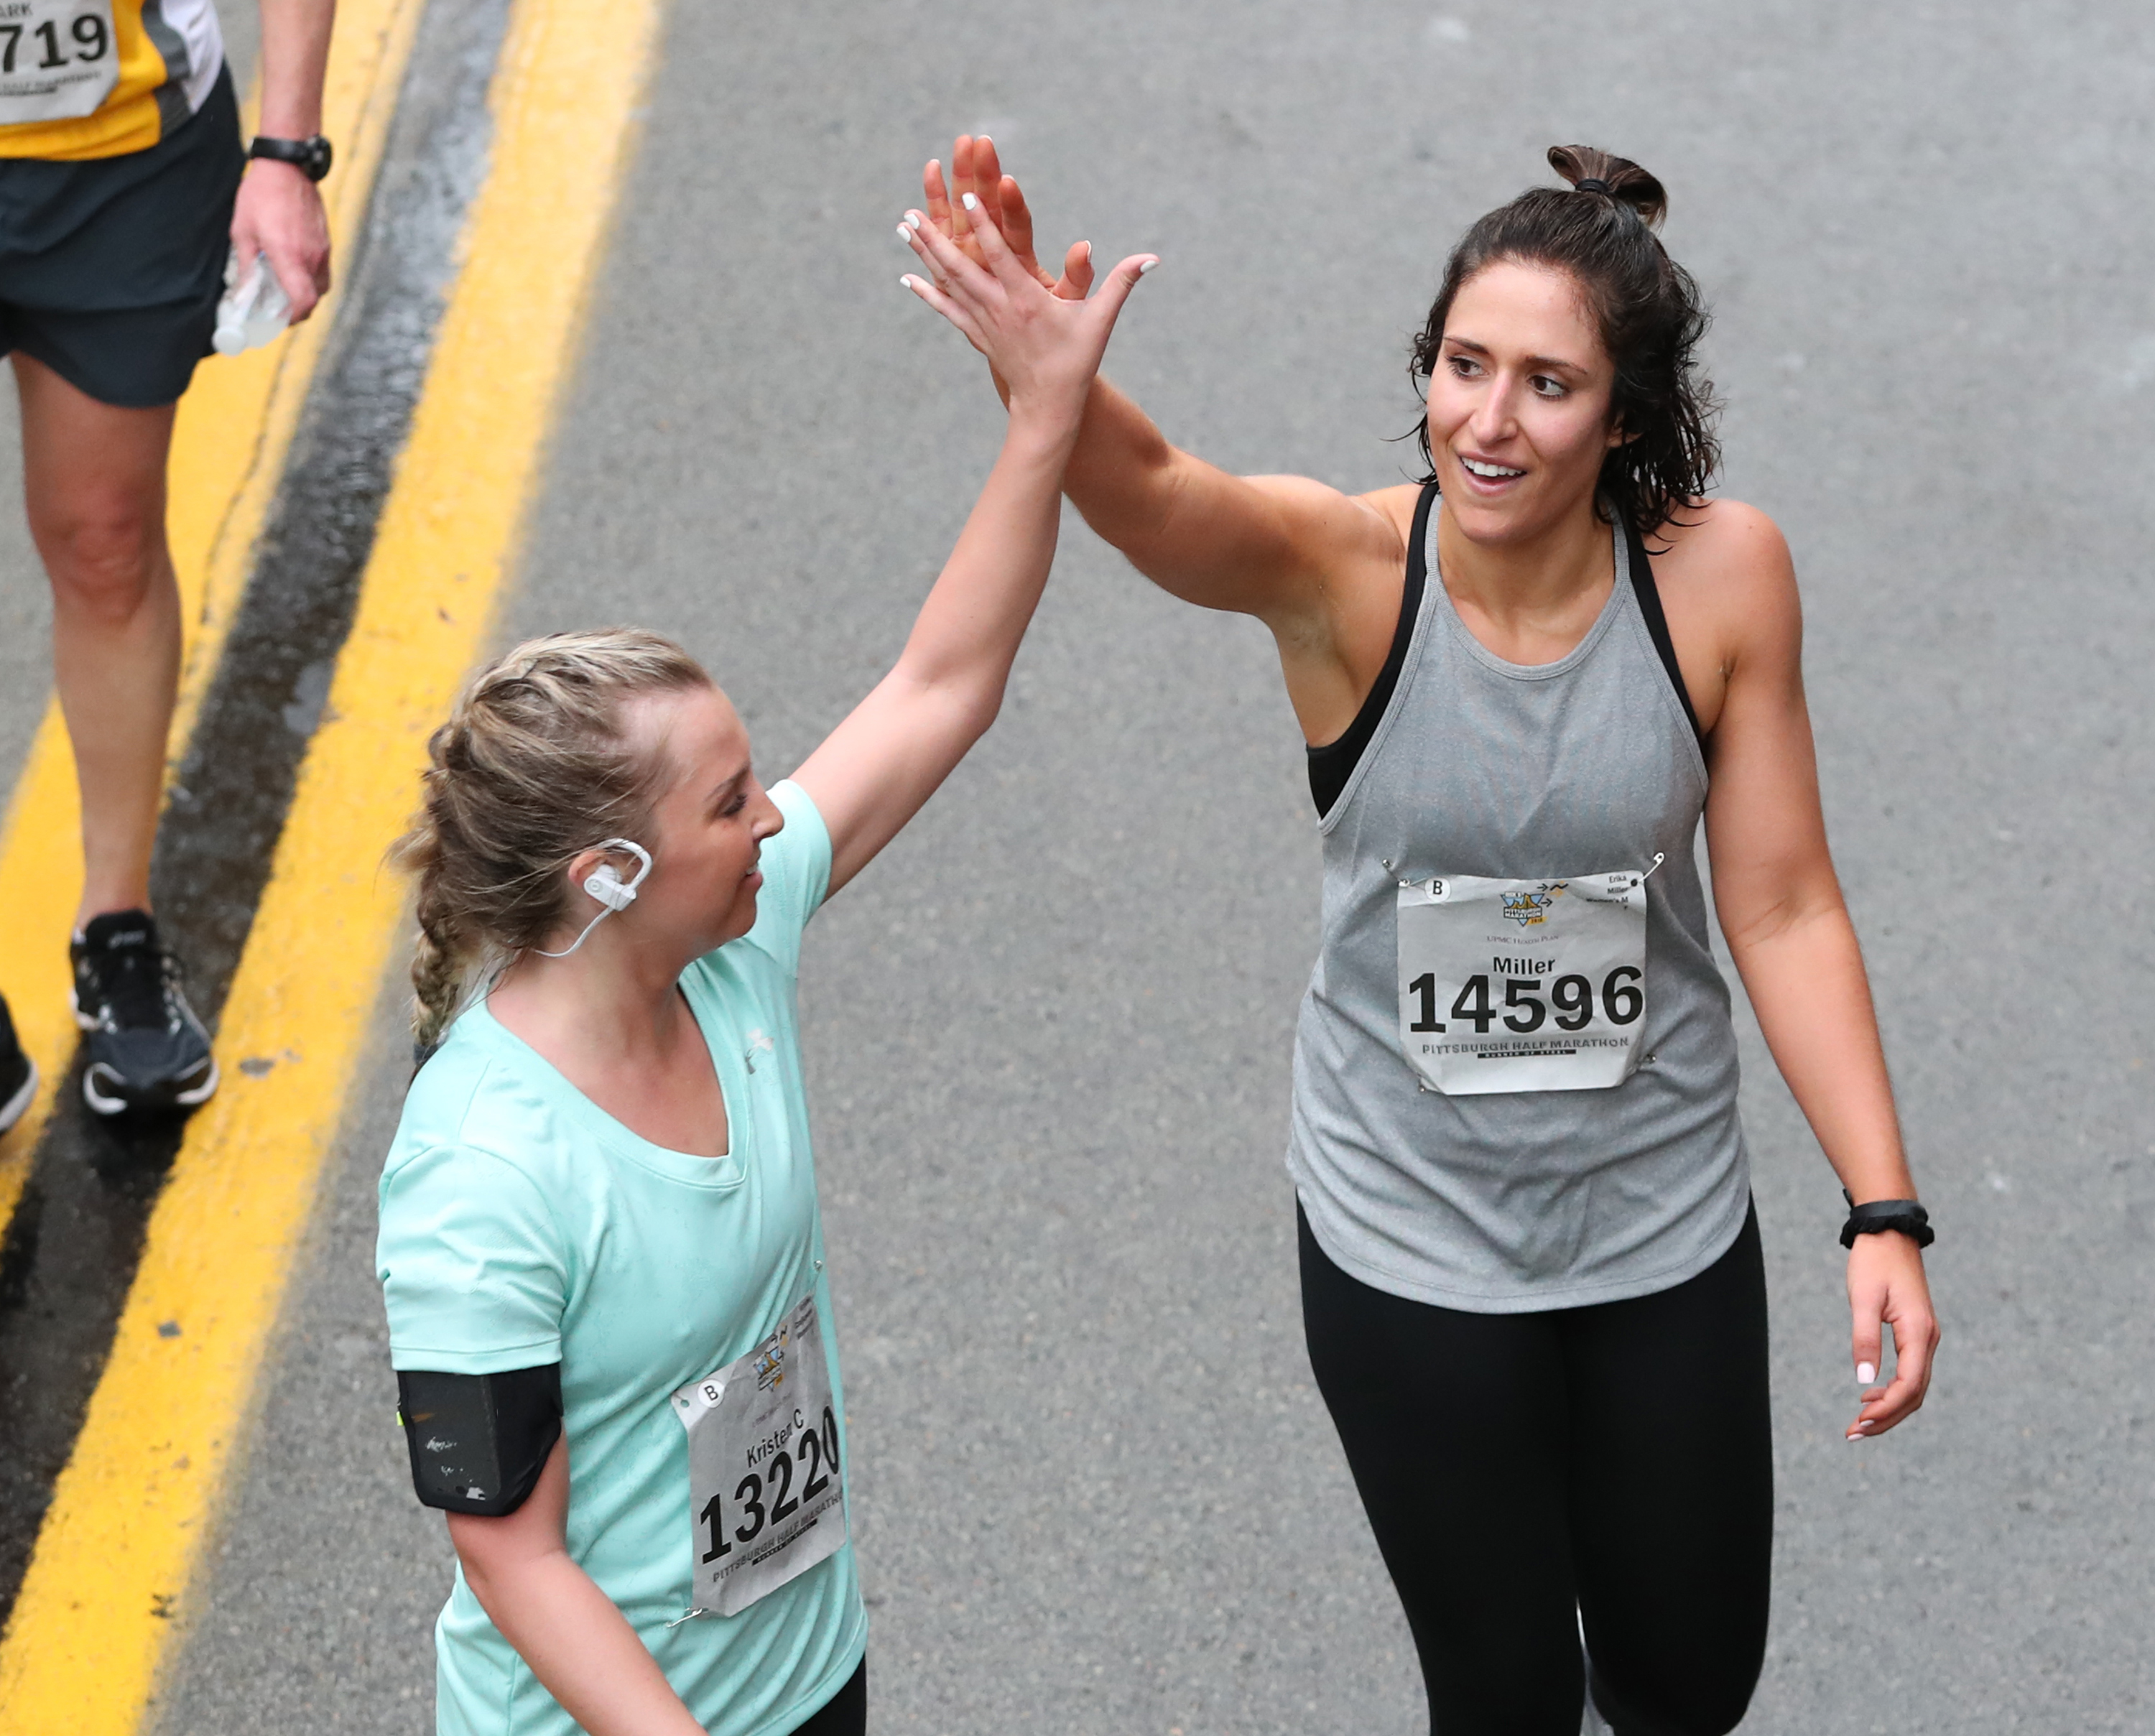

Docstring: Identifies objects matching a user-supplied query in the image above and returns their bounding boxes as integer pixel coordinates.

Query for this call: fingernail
[1083,241,1093,261]
[1138,258,1158,274]
[896,226,912,241]
[899,274,914,289]
[961,192,979,210]
[905,211,922,229]
[1856,1363,1876,1385]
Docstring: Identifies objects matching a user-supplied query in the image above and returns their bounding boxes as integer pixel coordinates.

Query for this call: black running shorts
[0,64,243,409]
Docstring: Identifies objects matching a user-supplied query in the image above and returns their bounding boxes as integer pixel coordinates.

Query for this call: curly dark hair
[1410,145,1720,537]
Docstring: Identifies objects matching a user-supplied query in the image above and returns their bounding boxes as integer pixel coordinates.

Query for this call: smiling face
[606,683,784,958]
[1424,259,1625,546]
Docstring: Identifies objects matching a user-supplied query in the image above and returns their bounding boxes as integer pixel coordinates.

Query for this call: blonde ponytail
[391,628,712,1052]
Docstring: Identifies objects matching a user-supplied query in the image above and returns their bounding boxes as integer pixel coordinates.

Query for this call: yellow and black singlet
[0,0,223,160]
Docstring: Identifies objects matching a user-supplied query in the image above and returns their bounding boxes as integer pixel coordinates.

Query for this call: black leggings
[790,1657,866,1735]
[1300,1204,1771,1736]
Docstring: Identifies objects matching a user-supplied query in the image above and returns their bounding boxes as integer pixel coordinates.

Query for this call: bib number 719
[0,0,118,124]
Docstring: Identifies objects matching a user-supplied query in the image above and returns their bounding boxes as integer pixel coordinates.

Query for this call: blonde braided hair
[391,628,712,1052]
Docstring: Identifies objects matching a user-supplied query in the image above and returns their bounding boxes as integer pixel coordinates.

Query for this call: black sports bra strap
[1623,516,1702,740]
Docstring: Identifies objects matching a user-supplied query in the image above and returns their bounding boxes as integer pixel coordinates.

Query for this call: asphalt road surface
[4,0,2140,1730]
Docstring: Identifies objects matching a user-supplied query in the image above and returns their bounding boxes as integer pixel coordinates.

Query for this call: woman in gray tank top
[909,140,1939,1735]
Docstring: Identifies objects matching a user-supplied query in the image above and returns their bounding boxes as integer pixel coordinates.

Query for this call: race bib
[0,0,119,125]
[1396,862,1657,1095]
[671,1291,847,1618]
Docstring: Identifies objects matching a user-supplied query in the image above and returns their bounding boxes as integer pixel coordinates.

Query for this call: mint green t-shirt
[376,779,866,1736]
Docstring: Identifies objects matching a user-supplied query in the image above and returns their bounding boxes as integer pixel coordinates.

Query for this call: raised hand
[899,192,1152,421]
[923,135,1095,302]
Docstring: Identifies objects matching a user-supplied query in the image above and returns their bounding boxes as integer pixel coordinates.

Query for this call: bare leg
[13,352,181,928]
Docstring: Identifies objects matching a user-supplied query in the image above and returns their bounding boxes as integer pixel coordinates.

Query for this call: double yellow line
[0,0,662,1724]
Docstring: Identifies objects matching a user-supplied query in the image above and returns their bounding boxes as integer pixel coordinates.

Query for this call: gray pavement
[144,1,2152,1731]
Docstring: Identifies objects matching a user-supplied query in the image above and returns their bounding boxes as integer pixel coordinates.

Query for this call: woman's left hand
[1845,1230,1940,1439]
[898,194,1154,422]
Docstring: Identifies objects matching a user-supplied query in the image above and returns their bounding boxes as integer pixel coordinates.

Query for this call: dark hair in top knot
[1409,144,1716,536]
[1547,144,1667,226]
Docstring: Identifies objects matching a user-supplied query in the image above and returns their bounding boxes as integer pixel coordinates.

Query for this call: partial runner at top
[0,0,333,1126]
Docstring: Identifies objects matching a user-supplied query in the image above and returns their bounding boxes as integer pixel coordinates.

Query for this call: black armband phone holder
[397,1365,562,1517]
[1839,1191,1934,1250]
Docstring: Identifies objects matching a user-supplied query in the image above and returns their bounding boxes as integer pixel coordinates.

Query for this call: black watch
[249,134,333,182]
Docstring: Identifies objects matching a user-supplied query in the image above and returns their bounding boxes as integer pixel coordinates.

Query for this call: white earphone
[536,837,653,957]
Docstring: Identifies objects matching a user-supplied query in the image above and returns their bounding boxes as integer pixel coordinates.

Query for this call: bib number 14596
[672,1291,847,1618]
[1396,866,1653,1096]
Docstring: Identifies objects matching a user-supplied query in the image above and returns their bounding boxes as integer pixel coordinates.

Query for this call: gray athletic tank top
[1286,486,1751,1312]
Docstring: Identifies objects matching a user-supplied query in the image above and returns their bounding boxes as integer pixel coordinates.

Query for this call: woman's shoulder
[1353,480,1425,534]
[1651,498,1799,630]
[385,1025,573,1189]
[1651,498,1793,580]
[1644,501,1803,730]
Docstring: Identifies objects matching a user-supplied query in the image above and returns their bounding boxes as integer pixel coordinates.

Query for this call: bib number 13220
[1396,865,1654,1096]
[671,1291,847,1618]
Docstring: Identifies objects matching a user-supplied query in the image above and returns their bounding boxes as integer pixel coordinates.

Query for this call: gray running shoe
[0,993,35,1133]
[69,910,218,1115]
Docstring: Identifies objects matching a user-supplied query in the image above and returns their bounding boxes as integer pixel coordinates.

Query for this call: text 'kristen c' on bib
[0,0,117,124]
[1395,858,1662,1095]
[671,1291,847,1620]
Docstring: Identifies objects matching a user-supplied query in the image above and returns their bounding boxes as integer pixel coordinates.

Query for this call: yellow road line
[0,0,662,1723]
[0,0,420,1226]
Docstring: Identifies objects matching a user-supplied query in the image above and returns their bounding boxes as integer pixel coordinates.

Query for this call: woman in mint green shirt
[377,208,1157,1736]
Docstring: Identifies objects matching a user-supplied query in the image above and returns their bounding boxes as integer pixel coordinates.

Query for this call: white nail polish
[896,226,912,241]
[1856,1363,1876,1385]
[1138,259,1157,274]
[961,192,979,210]
[899,274,914,288]
[905,211,921,229]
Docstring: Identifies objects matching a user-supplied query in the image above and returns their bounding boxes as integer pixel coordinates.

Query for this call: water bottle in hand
[212,249,292,356]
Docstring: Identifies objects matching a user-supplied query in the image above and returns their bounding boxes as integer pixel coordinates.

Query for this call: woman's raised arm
[922,135,1414,719]
[790,202,1154,896]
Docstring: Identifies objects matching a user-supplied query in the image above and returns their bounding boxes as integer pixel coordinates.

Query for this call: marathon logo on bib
[671,1291,847,1619]
[1396,863,1657,1095]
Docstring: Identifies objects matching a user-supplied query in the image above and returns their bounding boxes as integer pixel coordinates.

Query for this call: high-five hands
[923,135,1092,302]
[899,190,1154,419]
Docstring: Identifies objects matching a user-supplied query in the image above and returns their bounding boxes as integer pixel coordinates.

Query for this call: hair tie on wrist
[1839,1191,1935,1250]
[1575,177,1611,195]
